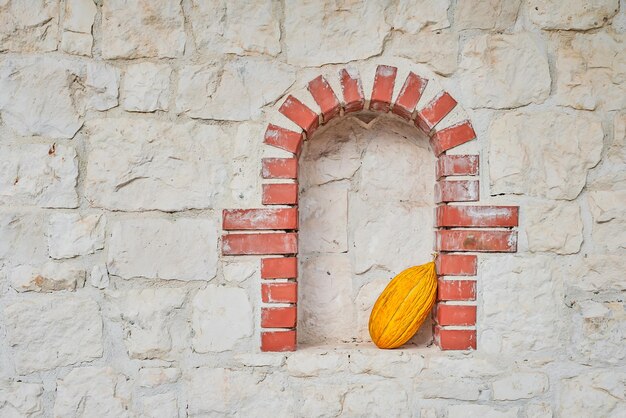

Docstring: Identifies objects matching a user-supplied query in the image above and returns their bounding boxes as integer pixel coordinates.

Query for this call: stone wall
[0,0,624,417]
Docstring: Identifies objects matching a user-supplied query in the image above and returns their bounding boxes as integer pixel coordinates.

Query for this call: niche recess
[222,64,519,352]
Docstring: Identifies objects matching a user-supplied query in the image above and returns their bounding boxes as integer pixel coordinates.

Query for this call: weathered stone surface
[61,0,96,56]
[0,0,58,52]
[89,264,109,289]
[492,372,549,400]
[564,255,626,293]
[525,402,553,418]
[54,367,131,418]
[286,350,347,377]
[587,190,626,252]
[47,213,105,259]
[299,254,355,344]
[189,0,280,56]
[559,371,626,417]
[460,33,550,109]
[137,367,181,388]
[0,380,43,417]
[455,0,520,30]
[349,349,425,378]
[110,287,187,360]
[609,112,626,164]
[299,182,349,254]
[101,0,185,59]
[4,294,102,374]
[355,279,389,340]
[0,144,78,208]
[140,392,178,418]
[342,381,408,417]
[284,0,390,66]
[448,405,519,418]
[222,259,257,284]
[60,31,93,56]
[528,0,619,30]
[0,57,119,138]
[10,262,85,292]
[122,63,171,112]
[84,119,228,211]
[298,385,344,418]
[555,32,626,111]
[525,201,583,254]
[107,218,218,281]
[176,57,295,121]
[191,285,253,353]
[387,31,458,76]
[385,0,450,33]
[489,111,603,200]
[0,212,48,266]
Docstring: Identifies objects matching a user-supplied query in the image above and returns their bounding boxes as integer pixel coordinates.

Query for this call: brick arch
[222,64,519,352]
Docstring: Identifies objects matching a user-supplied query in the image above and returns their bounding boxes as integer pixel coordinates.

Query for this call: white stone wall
[0,0,624,417]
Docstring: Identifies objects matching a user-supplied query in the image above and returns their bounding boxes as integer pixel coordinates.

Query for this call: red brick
[339,68,365,113]
[437,279,477,301]
[264,124,303,155]
[436,230,518,252]
[261,330,296,352]
[393,72,428,120]
[416,92,457,133]
[436,254,477,276]
[307,76,341,122]
[262,183,298,205]
[430,121,476,156]
[262,282,297,303]
[223,208,298,230]
[370,65,397,112]
[261,257,298,279]
[261,306,297,328]
[435,180,479,203]
[279,95,319,135]
[436,206,519,228]
[436,155,479,179]
[436,304,477,326]
[222,232,297,255]
[434,326,476,350]
[262,158,298,179]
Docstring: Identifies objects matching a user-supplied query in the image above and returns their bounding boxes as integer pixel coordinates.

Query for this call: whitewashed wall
[0,0,624,417]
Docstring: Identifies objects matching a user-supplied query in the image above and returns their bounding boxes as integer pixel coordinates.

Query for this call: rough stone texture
[0,0,58,52]
[489,110,603,200]
[299,182,349,254]
[342,381,408,417]
[385,0,450,33]
[137,367,181,388]
[84,119,229,211]
[61,0,96,56]
[587,190,626,252]
[101,0,185,59]
[176,57,295,121]
[492,372,549,400]
[122,63,171,112]
[558,371,626,417]
[460,33,551,109]
[455,0,520,30]
[47,213,105,259]
[0,380,43,417]
[527,0,619,30]
[89,264,109,289]
[448,404,519,418]
[0,212,48,267]
[387,31,459,76]
[140,392,178,418]
[107,218,218,281]
[191,285,253,352]
[0,143,78,208]
[4,294,103,374]
[525,201,583,254]
[10,262,86,292]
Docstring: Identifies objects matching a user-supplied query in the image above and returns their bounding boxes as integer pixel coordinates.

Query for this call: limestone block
[111,288,187,360]
[299,254,355,344]
[385,0,450,33]
[191,285,253,353]
[89,264,109,289]
[60,31,92,56]
[222,259,257,284]
[140,393,178,418]
[587,190,626,252]
[525,201,583,254]
[176,57,295,121]
[555,32,626,111]
[47,213,105,259]
[107,218,218,281]
[0,144,78,208]
[0,212,48,266]
[448,405,519,418]
[298,385,344,418]
[387,31,459,76]
[349,349,425,378]
[4,294,103,374]
[234,352,285,368]
[284,0,391,66]
[54,367,131,418]
[492,372,549,400]
[558,371,626,417]
[489,110,603,200]
[342,381,408,417]
[609,112,626,164]
[189,0,280,56]
[455,0,520,30]
[564,255,626,293]
[0,0,58,52]
[122,63,171,112]
[101,0,185,59]
[459,33,550,109]
[0,380,43,417]
[299,182,349,254]
[285,350,347,377]
[10,263,85,292]
[525,402,553,418]
[84,119,229,211]
[61,0,96,56]
[354,278,389,340]
[527,0,619,30]
[137,367,181,388]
